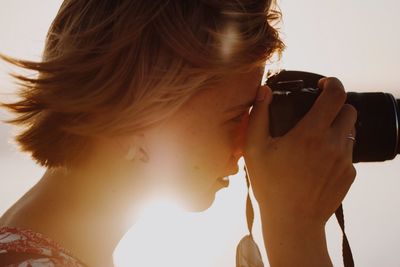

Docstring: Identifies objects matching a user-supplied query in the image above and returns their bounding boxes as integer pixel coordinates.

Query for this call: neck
[2,161,152,267]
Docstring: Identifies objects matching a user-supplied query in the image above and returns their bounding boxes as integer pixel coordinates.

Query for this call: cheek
[148,105,247,186]
[229,114,250,158]
[239,114,250,143]
[175,122,235,187]
[149,120,226,182]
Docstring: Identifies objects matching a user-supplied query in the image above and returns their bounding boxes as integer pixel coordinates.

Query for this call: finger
[344,126,357,162]
[331,104,358,137]
[294,77,347,134]
[329,104,357,162]
[246,85,273,146]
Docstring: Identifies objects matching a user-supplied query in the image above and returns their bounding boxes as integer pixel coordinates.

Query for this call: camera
[266,70,399,163]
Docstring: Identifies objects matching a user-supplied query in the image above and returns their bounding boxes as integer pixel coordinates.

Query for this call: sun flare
[113,158,266,267]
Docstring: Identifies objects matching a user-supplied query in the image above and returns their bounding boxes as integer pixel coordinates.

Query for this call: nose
[232,150,243,162]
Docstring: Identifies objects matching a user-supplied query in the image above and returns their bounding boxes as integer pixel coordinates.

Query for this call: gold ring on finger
[346,133,356,142]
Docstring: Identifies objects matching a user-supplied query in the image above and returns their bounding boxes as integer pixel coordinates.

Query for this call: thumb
[246,85,273,146]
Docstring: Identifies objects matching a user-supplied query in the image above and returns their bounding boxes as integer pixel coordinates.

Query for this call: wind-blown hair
[0,0,284,167]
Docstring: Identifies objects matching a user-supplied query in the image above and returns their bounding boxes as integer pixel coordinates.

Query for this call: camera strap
[335,204,354,267]
[236,165,264,267]
[242,164,355,267]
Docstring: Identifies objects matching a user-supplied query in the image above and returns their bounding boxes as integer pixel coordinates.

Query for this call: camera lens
[267,70,400,163]
[346,92,399,162]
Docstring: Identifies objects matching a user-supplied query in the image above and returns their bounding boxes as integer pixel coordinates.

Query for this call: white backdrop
[0,1,399,266]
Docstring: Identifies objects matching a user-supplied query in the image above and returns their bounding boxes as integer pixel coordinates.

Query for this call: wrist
[259,205,332,267]
[261,210,327,245]
[257,198,327,230]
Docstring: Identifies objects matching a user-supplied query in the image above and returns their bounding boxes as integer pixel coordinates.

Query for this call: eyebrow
[224,70,264,113]
[224,99,255,113]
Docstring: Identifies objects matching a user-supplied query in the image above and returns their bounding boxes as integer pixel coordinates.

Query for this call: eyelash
[230,112,246,123]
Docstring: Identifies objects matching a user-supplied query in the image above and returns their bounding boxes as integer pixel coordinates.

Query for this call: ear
[123,133,150,162]
[136,133,150,163]
[125,142,139,161]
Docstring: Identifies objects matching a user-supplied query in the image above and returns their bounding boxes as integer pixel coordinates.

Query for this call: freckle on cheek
[193,165,200,171]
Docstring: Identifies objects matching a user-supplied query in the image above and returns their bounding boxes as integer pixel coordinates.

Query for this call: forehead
[172,68,264,122]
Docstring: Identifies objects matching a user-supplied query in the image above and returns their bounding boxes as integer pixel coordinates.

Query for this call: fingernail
[256,86,266,101]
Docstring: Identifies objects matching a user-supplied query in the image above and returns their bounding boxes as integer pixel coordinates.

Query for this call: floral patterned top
[0,227,87,267]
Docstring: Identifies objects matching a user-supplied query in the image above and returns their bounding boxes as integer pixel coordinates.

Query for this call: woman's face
[145,68,264,211]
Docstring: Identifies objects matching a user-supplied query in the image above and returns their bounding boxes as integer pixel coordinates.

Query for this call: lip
[217,166,238,184]
[213,157,240,190]
[217,176,230,188]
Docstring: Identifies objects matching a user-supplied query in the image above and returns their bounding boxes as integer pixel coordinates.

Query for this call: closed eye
[229,111,248,123]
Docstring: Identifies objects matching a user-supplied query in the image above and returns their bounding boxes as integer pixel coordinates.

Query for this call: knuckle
[343,104,358,121]
[345,165,357,181]
[349,165,357,177]
[326,77,344,88]
[325,77,346,101]
[342,103,357,113]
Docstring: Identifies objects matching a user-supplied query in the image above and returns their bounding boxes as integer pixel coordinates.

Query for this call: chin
[181,192,217,212]
[175,172,232,212]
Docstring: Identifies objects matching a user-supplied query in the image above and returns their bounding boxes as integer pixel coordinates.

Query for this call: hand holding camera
[243,77,357,265]
[267,70,399,162]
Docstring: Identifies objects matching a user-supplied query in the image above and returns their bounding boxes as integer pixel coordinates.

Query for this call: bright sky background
[0,1,399,266]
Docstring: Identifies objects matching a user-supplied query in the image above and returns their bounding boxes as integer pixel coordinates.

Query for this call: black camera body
[266,70,400,163]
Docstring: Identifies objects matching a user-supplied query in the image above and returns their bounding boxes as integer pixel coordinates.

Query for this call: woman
[0,0,357,266]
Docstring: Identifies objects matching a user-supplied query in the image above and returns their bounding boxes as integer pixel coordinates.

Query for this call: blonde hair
[0,0,284,168]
